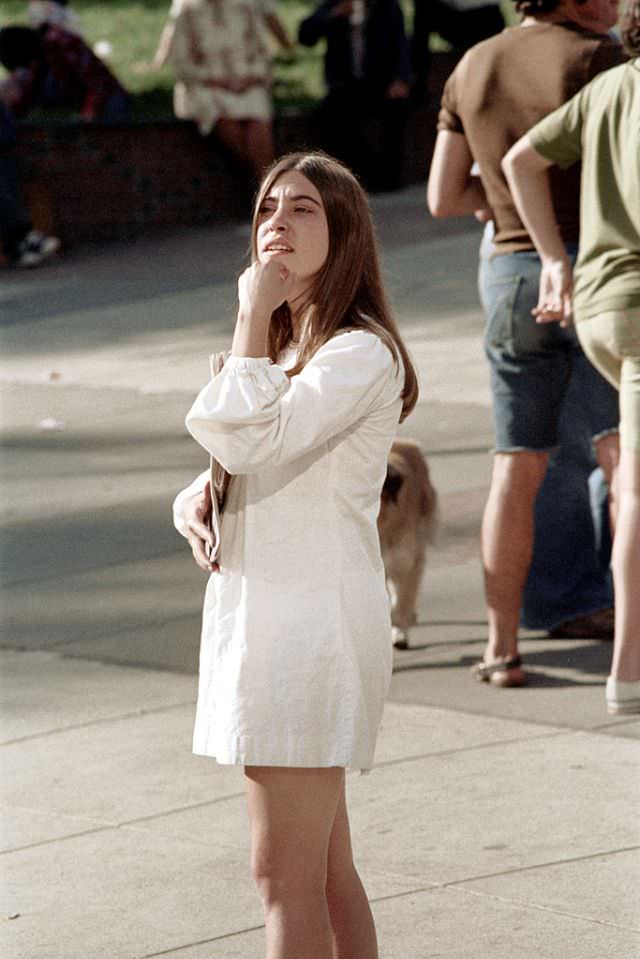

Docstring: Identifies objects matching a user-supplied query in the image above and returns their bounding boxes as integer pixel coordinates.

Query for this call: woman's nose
[268,206,288,231]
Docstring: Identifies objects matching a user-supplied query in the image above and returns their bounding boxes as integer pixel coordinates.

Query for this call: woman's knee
[491,450,548,498]
[326,854,359,906]
[251,847,326,907]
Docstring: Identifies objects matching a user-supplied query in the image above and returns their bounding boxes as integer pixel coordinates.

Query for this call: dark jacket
[298,0,410,95]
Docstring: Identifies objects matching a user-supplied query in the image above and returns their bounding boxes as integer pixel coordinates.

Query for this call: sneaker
[606,677,640,715]
[17,231,60,268]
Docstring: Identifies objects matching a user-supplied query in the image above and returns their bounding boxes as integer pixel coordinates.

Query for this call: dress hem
[192,746,373,775]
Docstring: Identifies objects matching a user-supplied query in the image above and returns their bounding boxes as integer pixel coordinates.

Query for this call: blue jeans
[479,246,615,629]
[0,104,31,259]
[521,364,613,629]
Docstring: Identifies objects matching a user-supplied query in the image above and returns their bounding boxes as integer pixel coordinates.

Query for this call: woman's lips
[263,242,294,254]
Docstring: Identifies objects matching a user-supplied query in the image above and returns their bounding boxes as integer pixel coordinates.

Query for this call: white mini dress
[168,0,275,135]
[174,330,404,771]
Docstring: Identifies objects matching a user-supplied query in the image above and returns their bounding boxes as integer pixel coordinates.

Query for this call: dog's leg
[391,624,410,650]
[391,548,426,649]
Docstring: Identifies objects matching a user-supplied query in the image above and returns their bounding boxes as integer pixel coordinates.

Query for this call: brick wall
[14,79,448,247]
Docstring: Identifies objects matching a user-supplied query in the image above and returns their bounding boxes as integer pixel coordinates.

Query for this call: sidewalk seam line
[0,793,246,856]
[387,697,635,738]
[0,700,196,746]
[374,729,567,769]
[449,884,640,932]
[443,843,640,887]
[137,924,266,958]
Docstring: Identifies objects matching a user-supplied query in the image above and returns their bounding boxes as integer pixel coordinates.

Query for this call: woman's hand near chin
[238,260,297,319]
[233,261,297,356]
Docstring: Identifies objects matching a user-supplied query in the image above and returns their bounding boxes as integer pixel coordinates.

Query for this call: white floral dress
[168,0,275,134]
[174,330,404,770]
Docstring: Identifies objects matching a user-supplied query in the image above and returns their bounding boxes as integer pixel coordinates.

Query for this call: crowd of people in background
[427,0,639,713]
[0,0,505,267]
[1,0,638,714]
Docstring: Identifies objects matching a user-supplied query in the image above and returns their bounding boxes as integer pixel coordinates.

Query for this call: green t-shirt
[529,60,640,322]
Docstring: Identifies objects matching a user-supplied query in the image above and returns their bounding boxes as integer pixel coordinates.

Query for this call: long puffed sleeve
[172,469,209,538]
[185,330,402,474]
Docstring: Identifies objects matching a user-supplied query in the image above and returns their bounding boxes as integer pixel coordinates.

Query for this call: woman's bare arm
[502,134,573,326]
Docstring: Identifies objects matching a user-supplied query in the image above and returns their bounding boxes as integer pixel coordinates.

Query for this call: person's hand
[386,80,410,100]
[184,483,218,573]
[238,260,297,323]
[132,61,159,75]
[533,256,573,327]
[474,207,493,223]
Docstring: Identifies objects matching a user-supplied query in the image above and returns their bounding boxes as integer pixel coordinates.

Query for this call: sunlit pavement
[1,186,638,959]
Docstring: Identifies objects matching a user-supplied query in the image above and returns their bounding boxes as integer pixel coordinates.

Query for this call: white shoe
[606,677,640,715]
[17,230,60,268]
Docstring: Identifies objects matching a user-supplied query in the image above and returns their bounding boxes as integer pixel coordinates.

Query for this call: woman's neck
[289,299,310,341]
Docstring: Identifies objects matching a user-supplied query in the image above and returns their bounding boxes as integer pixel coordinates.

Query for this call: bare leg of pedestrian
[326,783,379,958]
[593,430,619,530]
[609,447,640,682]
[480,450,548,683]
[245,766,378,959]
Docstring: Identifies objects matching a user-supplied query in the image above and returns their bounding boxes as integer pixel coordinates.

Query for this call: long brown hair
[250,152,418,421]
[620,0,640,54]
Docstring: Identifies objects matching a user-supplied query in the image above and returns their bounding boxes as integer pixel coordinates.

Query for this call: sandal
[472,656,526,688]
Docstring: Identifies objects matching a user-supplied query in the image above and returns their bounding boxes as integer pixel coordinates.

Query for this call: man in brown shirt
[427,0,624,687]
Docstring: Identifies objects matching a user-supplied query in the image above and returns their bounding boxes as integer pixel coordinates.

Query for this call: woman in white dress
[173,151,418,959]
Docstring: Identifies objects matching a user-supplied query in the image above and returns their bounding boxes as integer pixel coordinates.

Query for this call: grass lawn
[0,1,518,117]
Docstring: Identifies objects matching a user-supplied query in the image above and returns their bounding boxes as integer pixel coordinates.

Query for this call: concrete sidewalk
[1,187,639,959]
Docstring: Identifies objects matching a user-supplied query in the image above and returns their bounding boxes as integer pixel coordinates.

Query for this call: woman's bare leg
[213,117,273,183]
[594,431,620,532]
[245,765,343,959]
[326,781,379,959]
[214,116,246,158]
[244,119,274,180]
[609,447,640,681]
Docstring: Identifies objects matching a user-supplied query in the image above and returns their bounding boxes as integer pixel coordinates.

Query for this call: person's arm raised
[231,261,296,358]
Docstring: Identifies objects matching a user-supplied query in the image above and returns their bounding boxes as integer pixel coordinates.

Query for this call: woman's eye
[294,206,312,214]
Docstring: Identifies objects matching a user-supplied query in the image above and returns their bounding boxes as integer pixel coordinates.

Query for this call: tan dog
[377,439,438,649]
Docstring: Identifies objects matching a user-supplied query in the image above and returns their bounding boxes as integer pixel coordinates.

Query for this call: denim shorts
[478,250,619,451]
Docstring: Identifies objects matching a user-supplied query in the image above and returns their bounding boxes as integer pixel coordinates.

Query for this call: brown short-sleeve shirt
[437,21,625,253]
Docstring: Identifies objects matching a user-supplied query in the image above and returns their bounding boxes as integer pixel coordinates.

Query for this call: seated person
[0,100,59,267]
[139,0,292,182]
[0,24,129,123]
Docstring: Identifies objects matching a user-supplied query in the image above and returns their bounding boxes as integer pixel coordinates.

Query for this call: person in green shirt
[503,0,640,716]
